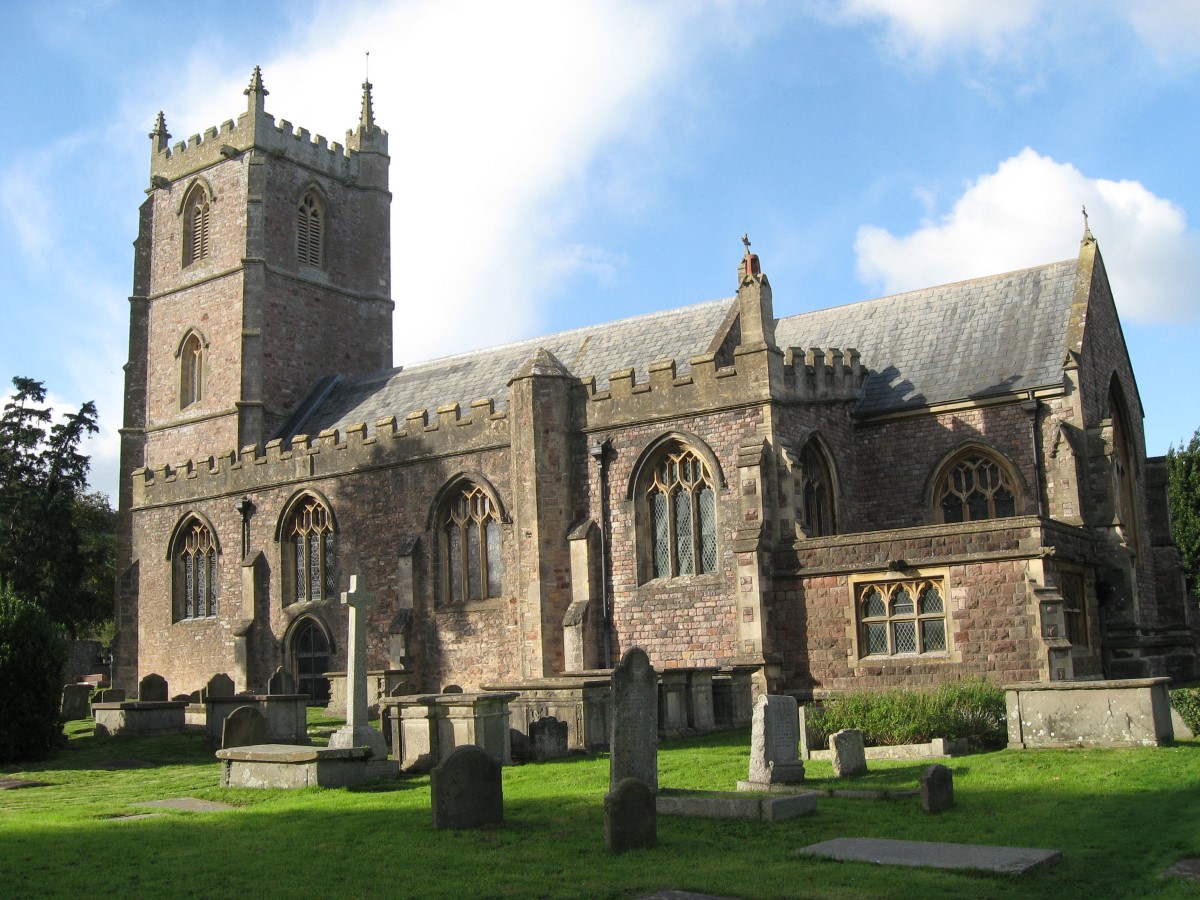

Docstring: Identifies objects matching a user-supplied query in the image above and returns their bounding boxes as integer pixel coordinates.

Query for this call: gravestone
[328,576,389,758]
[207,673,236,699]
[139,673,168,702]
[609,646,658,790]
[745,695,805,785]
[430,744,503,829]
[267,667,296,696]
[442,684,464,694]
[93,688,125,704]
[921,763,954,813]
[830,728,867,777]
[61,683,93,720]
[529,716,569,761]
[222,705,269,749]
[605,777,656,854]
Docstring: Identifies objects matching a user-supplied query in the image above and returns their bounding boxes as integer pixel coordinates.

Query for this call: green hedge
[805,679,1007,751]
[0,584,67,764]
[1171,687,1200,733]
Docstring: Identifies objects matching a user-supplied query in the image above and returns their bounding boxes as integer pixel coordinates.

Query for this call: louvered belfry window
[647,445,718,579]
[443,484,503,603]
[289,498,336,603]
[183,185,211,267]
[177,519,217,619]
[297,191,323,267]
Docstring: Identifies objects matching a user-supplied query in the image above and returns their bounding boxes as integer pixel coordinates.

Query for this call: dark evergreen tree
[0,583,67,763]
[1167,428,1200,598]
[0,377,104,635]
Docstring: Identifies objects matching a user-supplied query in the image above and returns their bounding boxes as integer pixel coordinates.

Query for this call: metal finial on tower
[1081,204,1094,243]
[742,233,751,253]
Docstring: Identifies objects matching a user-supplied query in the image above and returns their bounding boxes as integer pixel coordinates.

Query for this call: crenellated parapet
[781,347,865,402]
[132,400,507,506]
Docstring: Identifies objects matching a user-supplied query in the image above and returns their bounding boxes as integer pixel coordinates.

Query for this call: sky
[1,0,1198,501]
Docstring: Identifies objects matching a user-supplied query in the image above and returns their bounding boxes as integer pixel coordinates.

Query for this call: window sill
[436,598,504,614]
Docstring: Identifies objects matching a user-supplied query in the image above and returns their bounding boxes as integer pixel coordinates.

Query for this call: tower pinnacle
[245,65,269,115]
[149,111,170,153]
[359,79,376,132]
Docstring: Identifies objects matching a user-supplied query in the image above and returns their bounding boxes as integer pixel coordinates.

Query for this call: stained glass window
[645,444,718,579]
[288,498,336,604]
[176,519,217,619]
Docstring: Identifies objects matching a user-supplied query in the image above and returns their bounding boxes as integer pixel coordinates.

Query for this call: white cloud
[831,0,1044,60]
[1128,0,1200,67]
[854,147,1200,322]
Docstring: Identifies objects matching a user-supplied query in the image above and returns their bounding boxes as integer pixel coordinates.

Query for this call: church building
[113,69,1199,700]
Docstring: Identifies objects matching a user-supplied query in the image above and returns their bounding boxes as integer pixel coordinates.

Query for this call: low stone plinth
[658,788,817,822]
[93,701,186,737]
[205,695,310,745]
[1005,678,1174,749]
[216,744,395,788]
[807,738,968,761]
[483,676,611,753]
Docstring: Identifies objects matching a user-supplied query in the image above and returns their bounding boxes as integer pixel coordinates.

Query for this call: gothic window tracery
[442,483,503,603]
[797,440,836,537]
[644,444,718,580]
[297,190,324,268]
[936,451,1018,523]
[858,576,947,657]
[182,183,211,267]
[173,517,217,620]
[285,497,337,604]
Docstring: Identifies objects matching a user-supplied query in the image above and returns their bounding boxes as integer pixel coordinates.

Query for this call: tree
[0,582,67,763]
[0,377,104,636]
[1167,428,1200,598]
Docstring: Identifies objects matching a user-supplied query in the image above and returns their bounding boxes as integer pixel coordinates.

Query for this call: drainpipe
[589,437,613,669]
[1021,391,1046,518]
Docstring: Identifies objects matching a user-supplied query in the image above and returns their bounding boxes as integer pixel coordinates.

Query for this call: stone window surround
[167,512,220,623]
[796,436,838,538]
[296,185,327,270]
[174,327,208,411]
[179,178,214,268]
[429,474,509,612]
[846,566,959,665]
[276,490,338,607]
[929,443,1024,525]
[632,438,720,583]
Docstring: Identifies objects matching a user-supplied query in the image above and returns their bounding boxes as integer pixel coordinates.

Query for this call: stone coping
[324,669,409,678]
[482,677,612,691]
[1003,677,1170,691]
[807,738,967,762]
[381,691,519,707]
[91,701,187,711]
[205,694,310,702]
[215,744,371,763]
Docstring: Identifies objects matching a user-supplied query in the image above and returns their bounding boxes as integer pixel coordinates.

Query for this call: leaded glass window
[288,498,336,603]
[176,519,217,619]
[938,453,1017,523]
[797,441,836,536]
[858,577,948,657]
[443,483,503,603]
[645,444,718,579]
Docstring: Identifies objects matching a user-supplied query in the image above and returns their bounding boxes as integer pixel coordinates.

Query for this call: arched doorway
[291,618,331,705]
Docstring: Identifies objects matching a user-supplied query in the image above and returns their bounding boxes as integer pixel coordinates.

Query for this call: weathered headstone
[430,744,503,829]
[206,673,236,699]
[138,673,168,702]
[221,705,268,749]
[829,728,867,778]
[745,695,805,785]
[328,576,389,758]
[442,684,464,694]
[267,667,296,696]
[605,777,656,854]
[921,763,954,813]
[61,683,93,720]
[609,646,658,790]
[529,716,569,761]
[93,688,125,704]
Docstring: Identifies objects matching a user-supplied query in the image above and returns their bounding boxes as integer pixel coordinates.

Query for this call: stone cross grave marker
[139,673,168,702]
[746,694,805,785]
[328,575,389,758]
[609,646,657,790]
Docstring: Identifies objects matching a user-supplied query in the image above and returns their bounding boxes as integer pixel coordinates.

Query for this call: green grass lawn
[1,717,1197,899]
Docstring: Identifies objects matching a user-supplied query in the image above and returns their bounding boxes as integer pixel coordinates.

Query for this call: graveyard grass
[1,716,1198,899]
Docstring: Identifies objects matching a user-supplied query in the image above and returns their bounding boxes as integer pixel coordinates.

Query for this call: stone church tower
[114,68,392,679]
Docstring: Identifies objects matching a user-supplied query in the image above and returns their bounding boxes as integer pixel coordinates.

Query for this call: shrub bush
[805,679,1006,751]
[1171,687,1200,733]
[0,584,67,763]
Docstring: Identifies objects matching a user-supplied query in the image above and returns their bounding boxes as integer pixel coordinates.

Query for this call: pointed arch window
[284,497,337,604]
[173,517,218,620]
[179,332,203,408]
[858,576,947,658]
[182,183,211,267]
[297,190,324,268]
[644,444,718,580]
[442,483,503,603]
[1109,382,1140,554]
[937,451,1018,523]
[797,440,836,537]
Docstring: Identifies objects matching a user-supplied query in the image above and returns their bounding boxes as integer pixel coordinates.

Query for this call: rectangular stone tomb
[381,692,516,772]
[205,695,309,745]
[1005,678,1174,749]
[93,701,186,737]
[658,788,816,822]
[482,677,611,752]
[796,838,1062,875]
[325,669,411,719]
[216,744,395,789]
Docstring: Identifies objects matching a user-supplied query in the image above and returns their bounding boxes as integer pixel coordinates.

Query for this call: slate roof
[775,259,1078,415]
[290,258,1079,437]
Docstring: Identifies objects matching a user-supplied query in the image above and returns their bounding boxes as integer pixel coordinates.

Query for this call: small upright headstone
[609,646,658,790]
[746,695,805,785]
[93,688,125,704]
[430,744,503,829]
[206,673,236,699]
[222,705,268,749]
[442,684,464,694]
[61,684,93,720]
[604,777,656,854]
[920,763,954,813]
[529,716,569,761]
[267,667,296,696]
[138,673,168,702]
[829,728,867,778]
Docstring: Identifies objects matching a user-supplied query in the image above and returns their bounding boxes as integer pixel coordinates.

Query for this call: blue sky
[1,1,1198,499]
